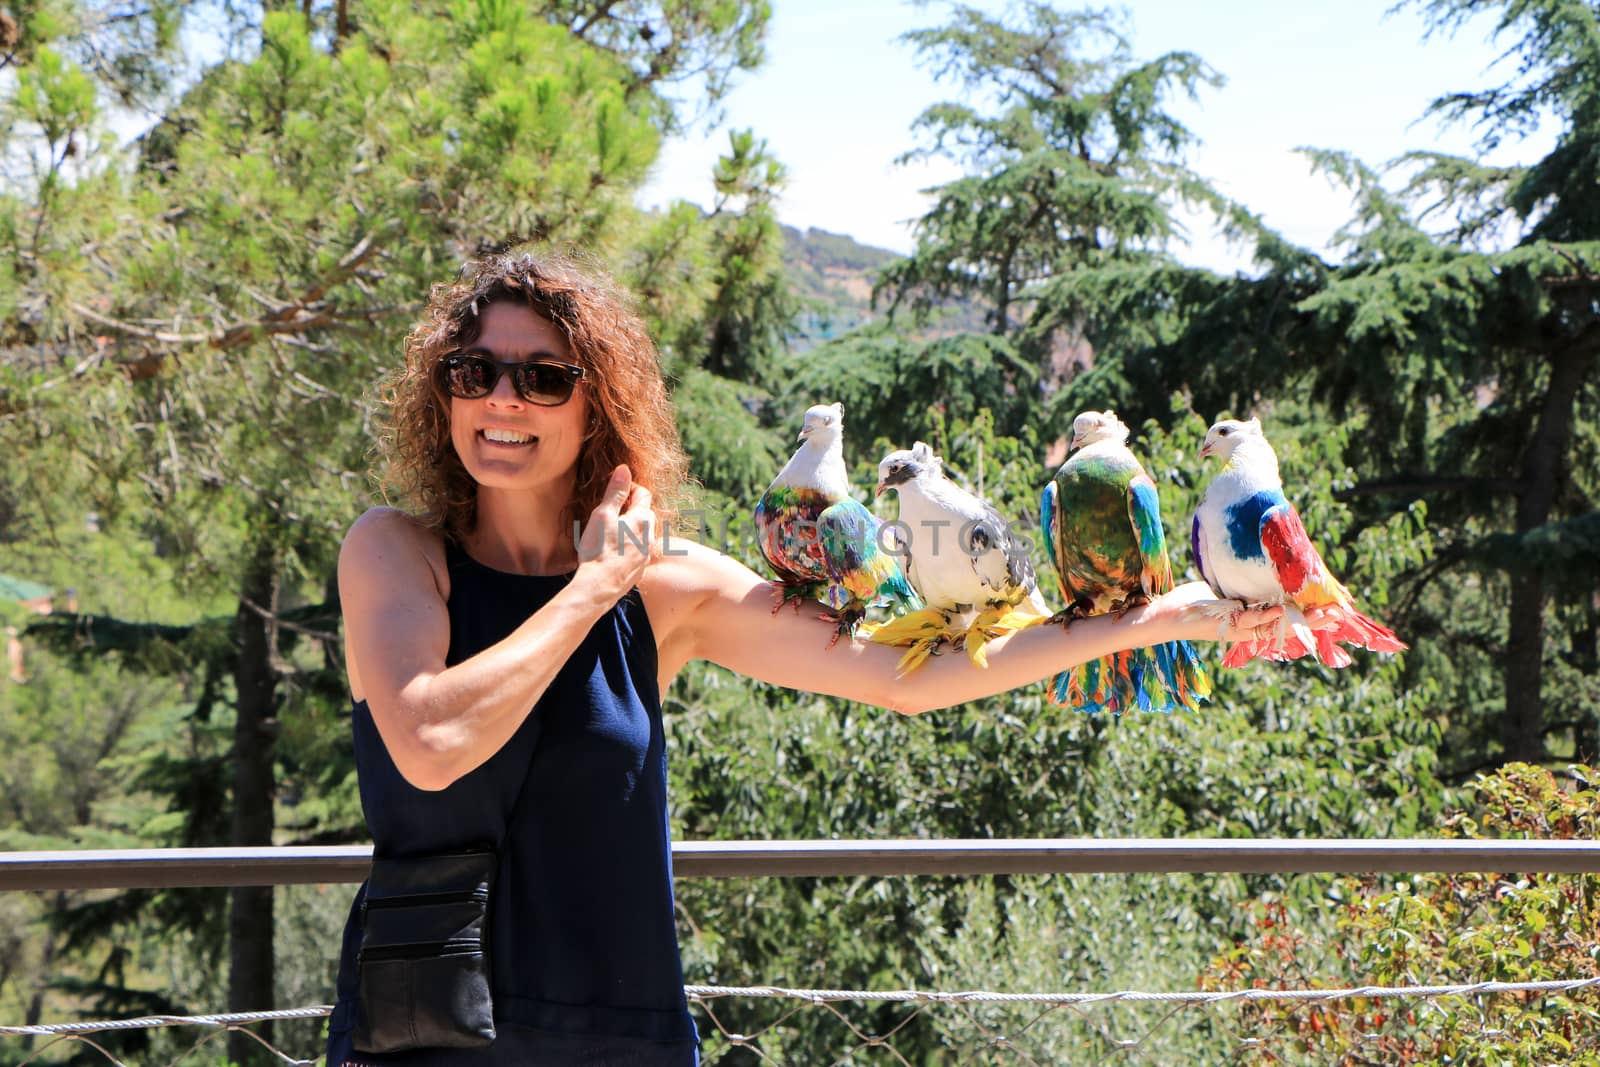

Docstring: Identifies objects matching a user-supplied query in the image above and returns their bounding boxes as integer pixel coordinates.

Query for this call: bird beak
[1069,432,1085,451]
[875,479,887,496]
[797,427,813,442]
[1199,439,1215,459]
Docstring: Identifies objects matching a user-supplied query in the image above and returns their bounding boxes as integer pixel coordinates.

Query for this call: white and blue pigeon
[1192,416,1407,668]
[870,441,1050,669]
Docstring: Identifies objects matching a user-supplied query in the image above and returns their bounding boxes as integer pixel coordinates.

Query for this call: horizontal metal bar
[674,839,1600,878]
[0,847,374,891]
[4,839,1600,891]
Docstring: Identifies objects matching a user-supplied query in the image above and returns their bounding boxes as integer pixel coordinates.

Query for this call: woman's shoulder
[343,506,442,555]
[346,505,435,539]
[340,507,450,598]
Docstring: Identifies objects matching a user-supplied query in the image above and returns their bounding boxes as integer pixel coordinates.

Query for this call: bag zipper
[358,937,484,962]
[363,887,488,909]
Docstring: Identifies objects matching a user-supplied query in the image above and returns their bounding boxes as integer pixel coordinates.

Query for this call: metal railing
[6,840,1600,1064]
[5,837,1600,890]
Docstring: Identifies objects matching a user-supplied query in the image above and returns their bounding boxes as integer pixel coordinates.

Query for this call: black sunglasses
[437,353,587,407]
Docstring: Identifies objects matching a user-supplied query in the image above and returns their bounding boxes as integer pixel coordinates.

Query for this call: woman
[324,250,1290,1065]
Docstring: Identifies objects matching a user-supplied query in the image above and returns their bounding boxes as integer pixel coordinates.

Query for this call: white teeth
[482,428,533,444]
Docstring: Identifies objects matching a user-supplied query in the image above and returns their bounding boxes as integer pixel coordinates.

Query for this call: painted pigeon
[1192,416,1407,668]
[870,442,1050,669]
[754,402,921,640]
[1039,411,1212,712]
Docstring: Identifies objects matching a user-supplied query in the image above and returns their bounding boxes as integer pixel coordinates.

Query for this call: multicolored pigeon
[1191,417,1407,668]
[1039,411,1212,712]
[868,442,1050,670]
[754,402,921,640]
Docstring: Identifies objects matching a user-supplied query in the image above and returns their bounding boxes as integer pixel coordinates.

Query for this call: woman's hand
[574,465,655,602]
[1150,581,1343,644]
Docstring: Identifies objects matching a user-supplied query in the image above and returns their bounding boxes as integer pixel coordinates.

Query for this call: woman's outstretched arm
[643,539,1285,715]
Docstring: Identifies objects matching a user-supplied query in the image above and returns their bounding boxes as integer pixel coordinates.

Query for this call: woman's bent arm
[341,472,654,790]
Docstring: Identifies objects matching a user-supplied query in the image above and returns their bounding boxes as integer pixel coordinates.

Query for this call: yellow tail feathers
[867,603,1048,673]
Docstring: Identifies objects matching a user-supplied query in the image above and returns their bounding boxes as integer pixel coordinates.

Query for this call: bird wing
[1039,479,1067,602]
[1125,473,1174,597]
[1190,513,1219,596]
[966,501,1038,599]
[1259,501,1349,610]
[754,487,829,584]
[1257,499,1408,664]
[818,498,919,610]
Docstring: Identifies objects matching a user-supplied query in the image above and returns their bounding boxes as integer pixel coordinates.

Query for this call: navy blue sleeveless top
[325,540,698,1065]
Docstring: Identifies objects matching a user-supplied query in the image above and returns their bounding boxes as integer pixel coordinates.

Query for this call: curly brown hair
[380,249,689,538]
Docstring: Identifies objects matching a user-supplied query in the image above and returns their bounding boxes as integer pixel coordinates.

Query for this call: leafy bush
[1204,763,1600,1065]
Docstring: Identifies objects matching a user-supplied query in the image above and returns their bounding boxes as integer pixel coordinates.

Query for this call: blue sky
[637,0,1557,271]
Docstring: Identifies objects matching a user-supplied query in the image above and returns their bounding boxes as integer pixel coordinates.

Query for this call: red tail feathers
[1221,607,1406,669]
[1222,632,1311,668]
[1331,609,1407,655]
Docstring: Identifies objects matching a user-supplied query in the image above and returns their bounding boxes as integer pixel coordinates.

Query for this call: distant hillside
[782,225,900,349]
[781,224,991,350]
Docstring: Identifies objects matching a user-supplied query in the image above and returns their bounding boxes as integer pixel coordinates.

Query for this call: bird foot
[823,608,865,648]
[1179,597,1248,640]
[1277,604,1315,654]
[1046,599,1096,628]
[769,581,814,615]
[895,636,943,676]
[1270,612,1290,652]
[1111,594,1152,620]
[1185,597,1247,620]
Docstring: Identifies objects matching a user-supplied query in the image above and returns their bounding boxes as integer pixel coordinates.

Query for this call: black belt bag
[351,849,498,1053]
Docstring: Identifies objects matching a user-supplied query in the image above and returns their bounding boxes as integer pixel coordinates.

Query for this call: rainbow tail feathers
[1050,639,1212,713]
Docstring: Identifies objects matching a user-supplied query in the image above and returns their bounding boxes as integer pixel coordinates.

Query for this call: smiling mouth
[480,429,537,446]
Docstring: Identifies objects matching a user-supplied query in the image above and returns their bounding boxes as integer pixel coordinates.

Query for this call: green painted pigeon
[1040,411,1211,712]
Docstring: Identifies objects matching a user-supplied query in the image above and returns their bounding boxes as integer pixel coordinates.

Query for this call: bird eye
[1219,427,1232,435]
